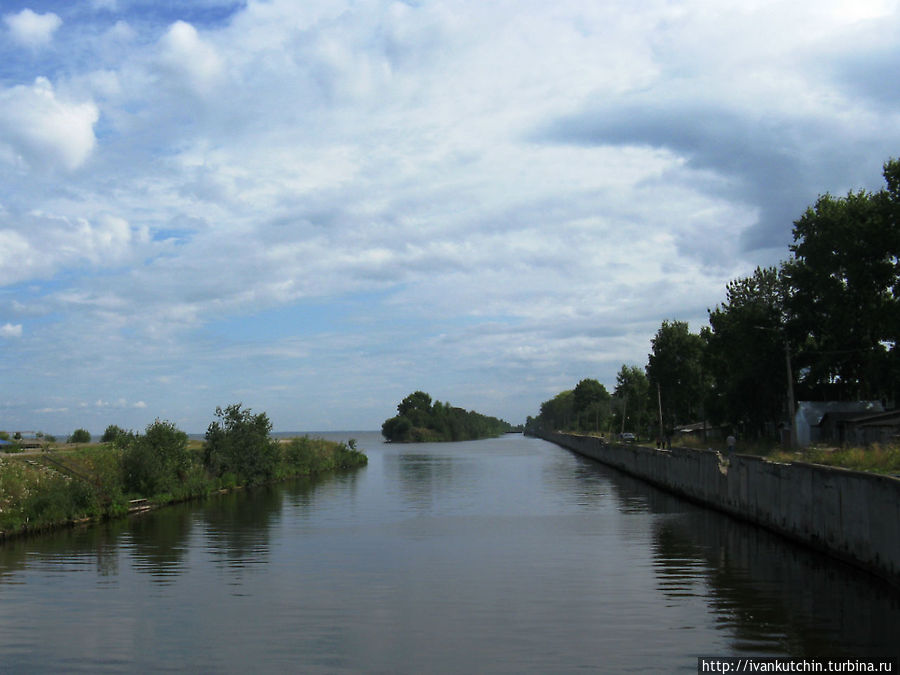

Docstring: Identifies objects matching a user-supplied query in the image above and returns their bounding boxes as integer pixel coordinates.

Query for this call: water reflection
[0,521,127,584]
[387,452,462,511]
[559,450,900,659]
[124,504,194,583]
[201,486,283,578]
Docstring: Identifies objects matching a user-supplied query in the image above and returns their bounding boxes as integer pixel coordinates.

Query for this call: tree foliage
[613,365,650,436]
[204,403,280,485]
[646,320,707,430]
[68,428,91,444]
[122,419,191,496]
[382,392,512,442]
[101,424,132,446]
[572,378,610,432]
[705,267,787,438]
[783,160,900,402]
[536,390,574,432]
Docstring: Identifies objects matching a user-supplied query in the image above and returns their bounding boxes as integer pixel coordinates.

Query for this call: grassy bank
[653,435,900,475]
[0,435,367,539]
[554,431,900,475]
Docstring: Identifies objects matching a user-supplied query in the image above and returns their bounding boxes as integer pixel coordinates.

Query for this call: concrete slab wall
[540,431,900,586]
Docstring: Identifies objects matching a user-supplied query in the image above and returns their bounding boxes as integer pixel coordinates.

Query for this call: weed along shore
[538,430,900,588]
[0,404,367,541]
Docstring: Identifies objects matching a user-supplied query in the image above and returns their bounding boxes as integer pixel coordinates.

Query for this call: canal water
[0,432,897,672]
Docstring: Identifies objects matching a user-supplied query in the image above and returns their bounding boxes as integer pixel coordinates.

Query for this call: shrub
[23,476,100,528]
[101,425,132,446]
[68,428,91,444]
[204,404,280,485]
[121,419,192,497]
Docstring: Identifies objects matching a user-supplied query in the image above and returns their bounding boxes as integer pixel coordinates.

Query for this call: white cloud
[0,78,98,171]
[0,211,148,285]
[157,21,223,95]
[4,9,62,49]
[0,323,23,338]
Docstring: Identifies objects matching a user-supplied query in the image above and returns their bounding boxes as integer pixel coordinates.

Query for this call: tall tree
[646,320,706,430]
[204,404,280,485]
[705,266,787,438]
[572,378,610,432]
[782,159,900,401]
[613,365,650,437]
[538,390,575,432]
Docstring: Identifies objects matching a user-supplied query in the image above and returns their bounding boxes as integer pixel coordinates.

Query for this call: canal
[0,432,897,672]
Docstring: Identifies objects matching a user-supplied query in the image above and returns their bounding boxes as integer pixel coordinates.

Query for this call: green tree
[705,266,788,438]
[538,390,575,431]
[646,320,706,432]
[382,392,511,442]
[204,404,280,485]
[68,428,91,444]
[572,378,610,432]
[783,159,900,402]
[122,419,192,496]
[382,415,412,442]
[101,424,131,445]
[397,391,434,428]
[613,365,650,438]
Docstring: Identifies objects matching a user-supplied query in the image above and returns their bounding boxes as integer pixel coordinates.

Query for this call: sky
[1,0,898,435]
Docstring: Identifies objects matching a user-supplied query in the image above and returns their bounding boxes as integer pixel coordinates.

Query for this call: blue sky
[1,0,899,434]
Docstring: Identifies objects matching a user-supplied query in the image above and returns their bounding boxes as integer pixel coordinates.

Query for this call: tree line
[0,403,368,536]
[382,391,513,442]
[527,159,900,442]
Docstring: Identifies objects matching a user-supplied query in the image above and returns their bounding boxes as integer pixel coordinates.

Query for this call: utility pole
[657,383,664,445]
[785,342,797,448]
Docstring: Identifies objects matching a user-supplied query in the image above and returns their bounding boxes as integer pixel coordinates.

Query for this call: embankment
[539,430,900,587]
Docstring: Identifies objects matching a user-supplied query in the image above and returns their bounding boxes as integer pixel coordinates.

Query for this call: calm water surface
[1,432,898,673]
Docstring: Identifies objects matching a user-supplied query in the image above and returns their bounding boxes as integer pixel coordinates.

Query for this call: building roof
[796,401,884,427]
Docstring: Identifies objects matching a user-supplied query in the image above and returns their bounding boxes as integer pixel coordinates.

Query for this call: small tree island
[382,391,514,442]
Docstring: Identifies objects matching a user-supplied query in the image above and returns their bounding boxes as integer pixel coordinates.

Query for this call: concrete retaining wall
[540,431,900,586]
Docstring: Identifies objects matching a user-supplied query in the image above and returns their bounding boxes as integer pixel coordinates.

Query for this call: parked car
[618,432,636,443]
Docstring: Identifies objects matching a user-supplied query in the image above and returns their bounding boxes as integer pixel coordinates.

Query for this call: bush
[101,425,132,446]
[68,428,91,444]
[23,476,100,528]
[121,419,192,497]
[204,404,280,485]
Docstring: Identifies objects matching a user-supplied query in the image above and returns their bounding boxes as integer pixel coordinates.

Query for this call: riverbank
[0,436,368,541]
[538,430,900,588]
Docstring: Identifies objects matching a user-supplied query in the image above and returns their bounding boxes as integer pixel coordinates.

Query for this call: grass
[589,432,900,475]
[765,443,900,475]
[0,436,368,539]
[675,434,900,474]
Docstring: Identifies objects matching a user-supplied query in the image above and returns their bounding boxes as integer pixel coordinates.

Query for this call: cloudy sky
[1,0,898,435]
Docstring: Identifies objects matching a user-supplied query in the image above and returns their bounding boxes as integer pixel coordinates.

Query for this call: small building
[794,401,884,447]
[9,431,46,450]
[674,421,724,442]
[836,409,900,447]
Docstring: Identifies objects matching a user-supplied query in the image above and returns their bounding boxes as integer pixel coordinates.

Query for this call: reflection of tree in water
[566,455,900,659]
[0,520,127,583]
[386,453,468,512]
[126,503,194,583]
[283,471,361,517]
[201,485,284,572]
[653,511,900,660]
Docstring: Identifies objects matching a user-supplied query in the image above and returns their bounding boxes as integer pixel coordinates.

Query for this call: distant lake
[1,432,897,672]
